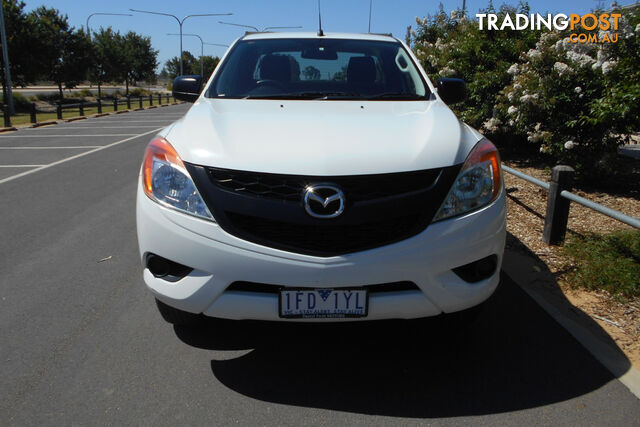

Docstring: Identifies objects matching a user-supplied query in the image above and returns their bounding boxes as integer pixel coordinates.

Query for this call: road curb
[30,120,58,128]
[503,249,640,400]
[0,126,17,132]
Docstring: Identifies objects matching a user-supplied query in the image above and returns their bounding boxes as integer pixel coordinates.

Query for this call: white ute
[136,32,506,325]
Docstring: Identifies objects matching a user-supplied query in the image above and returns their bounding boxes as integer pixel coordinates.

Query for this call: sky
[23,0,639,72]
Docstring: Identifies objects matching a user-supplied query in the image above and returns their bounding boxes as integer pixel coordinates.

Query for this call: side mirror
[437,78,466,104]
[172,75,203,103]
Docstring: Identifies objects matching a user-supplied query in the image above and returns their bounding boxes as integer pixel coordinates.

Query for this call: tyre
[155,298,202,326]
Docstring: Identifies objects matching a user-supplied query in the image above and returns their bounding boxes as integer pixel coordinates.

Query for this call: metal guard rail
[502,164,640,230]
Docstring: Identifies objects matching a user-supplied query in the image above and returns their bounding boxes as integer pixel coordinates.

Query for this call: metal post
[30,103,36,123]
[157,93,162,104]
[149,94,153,106]
[97,98,102,114]
[0,3,14,115]
[56,103,62,119]
[3,103,10,127]
[139,96,143,109]
[79,100,84,116]
[126,96,131,109]
[113,97,118,111]
[166,94,169,103]
[543,165,574,245]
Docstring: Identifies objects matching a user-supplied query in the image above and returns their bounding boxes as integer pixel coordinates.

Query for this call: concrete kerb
[1,102,184,132]
[502,249,640,400]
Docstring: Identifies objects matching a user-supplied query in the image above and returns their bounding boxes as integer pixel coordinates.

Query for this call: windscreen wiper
[243,92,362,100]
[364,93,429,100]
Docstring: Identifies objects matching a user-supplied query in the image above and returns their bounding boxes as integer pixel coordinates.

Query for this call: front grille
[186,164,461,256]
[208,168,442,202]
[226,212,423,255]
[227,281,420,294]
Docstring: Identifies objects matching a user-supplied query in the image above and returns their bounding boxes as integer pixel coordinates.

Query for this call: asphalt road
[1,104,638,424]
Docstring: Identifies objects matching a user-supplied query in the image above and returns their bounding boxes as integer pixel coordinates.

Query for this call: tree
[29,6,92,99]
[164,51,198,79]
[91,27,125,98]
[303,65,321,80]
[200,55,221,79]
[0,0,39,89]
[120,31,158,95]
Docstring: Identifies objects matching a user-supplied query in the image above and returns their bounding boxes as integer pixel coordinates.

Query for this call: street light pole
[130,9,232,76]
[168,34,229,76]
[218,21,302,32]
[0,2,14,115]
[86,12,132,39]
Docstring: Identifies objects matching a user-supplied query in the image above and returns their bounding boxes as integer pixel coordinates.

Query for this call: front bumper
[136,182,506,321]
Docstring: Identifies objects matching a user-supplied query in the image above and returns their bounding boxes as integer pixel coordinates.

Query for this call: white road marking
[0,165,44,168]
[0,146,101,149]
[0,134,138,138]
[33,126,164,129]
[0,128,161,185]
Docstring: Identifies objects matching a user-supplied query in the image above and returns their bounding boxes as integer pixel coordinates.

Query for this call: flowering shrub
[410,2,640,178]
[491,7,640,177]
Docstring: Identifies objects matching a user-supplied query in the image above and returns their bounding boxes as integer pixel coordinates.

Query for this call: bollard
[3,104,10,127]
[79,100,84,116]
[166,94,170,104]
[543,165,575,245]
[126,96,131,109]
[139,96,143,109]
[113,97,118,112]
[172,95,175,103]
[157,93,161,104]
[97,98,102,114]
[149,94,153,106]
[30,103,37,124]
[57,103,63,120]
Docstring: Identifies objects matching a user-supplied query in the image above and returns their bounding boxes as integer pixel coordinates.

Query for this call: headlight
[142,137,214,221]
[433,138,502,222]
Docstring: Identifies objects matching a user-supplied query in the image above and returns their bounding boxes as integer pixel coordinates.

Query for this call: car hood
[165,98,481,176]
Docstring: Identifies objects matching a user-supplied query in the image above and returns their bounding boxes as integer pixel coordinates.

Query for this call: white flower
[564,140,576,150]
[601,60,616,74]
[482,117,502,133]
[508,106,518,115]
[574,86,582,94]
[507,64,519,75]
[513,83,522,91]
[438,67,456,77]
[636,24,640,33]
[519,93,539,103]
[566,50,595,68]
[540,145,548,153]
[526,49,542,60]
[553,62,570,76]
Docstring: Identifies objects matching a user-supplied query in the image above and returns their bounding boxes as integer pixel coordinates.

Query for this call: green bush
[564,230,640,300]
[0,92,33,112]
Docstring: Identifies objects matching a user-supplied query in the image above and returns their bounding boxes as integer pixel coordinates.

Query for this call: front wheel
[155,298,202,326]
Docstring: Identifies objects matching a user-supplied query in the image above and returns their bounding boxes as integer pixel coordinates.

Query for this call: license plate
[279,288,368,319]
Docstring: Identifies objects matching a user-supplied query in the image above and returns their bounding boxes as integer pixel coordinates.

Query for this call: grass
[5,97,176,127]
[563,230,640,300]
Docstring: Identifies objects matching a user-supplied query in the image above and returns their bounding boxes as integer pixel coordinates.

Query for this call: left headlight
[142,137,214,221]
[433,138,502,222]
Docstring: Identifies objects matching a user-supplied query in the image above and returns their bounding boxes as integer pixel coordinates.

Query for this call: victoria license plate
[279,288,368,319]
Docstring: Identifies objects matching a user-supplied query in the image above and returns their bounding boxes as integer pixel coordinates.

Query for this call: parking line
[34,126,163,129]
[0,134,138,138]
[0,165,45,167]
[0,128,162,185]
[0,146,101,149]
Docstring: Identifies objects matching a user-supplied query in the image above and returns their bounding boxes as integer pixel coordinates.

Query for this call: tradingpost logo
[476,13,622,43]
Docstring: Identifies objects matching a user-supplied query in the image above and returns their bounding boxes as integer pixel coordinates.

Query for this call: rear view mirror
[301,46,338,60]
[172,75,203,103]
[437,78,466,104]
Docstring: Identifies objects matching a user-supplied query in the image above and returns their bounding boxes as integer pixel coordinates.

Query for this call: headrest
[347,56,376,85]
[259,55,291,82]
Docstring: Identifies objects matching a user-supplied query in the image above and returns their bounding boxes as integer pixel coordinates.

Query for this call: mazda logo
[303,184,345,219]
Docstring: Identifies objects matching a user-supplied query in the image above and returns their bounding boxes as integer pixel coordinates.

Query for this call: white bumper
[136,183,506,321]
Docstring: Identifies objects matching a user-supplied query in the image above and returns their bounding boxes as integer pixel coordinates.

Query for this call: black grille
[226,212,423,255]
[207,167,442,202]
[186,164,461,256]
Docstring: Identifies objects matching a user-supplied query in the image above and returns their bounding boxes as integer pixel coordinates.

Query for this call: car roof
[241,31,399,43]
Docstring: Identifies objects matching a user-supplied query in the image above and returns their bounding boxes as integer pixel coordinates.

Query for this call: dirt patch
[503,161,640,367]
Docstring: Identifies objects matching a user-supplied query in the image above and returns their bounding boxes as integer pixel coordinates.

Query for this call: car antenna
[317,0,324,36]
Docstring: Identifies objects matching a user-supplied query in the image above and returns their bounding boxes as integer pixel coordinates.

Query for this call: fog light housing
[452,255,498,283]
[145,253,193,282]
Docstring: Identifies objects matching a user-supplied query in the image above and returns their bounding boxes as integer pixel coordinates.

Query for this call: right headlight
[433,138,502,222]
[141,137,214,221]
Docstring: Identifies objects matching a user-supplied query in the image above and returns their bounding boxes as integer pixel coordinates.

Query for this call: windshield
[206,38,430,100]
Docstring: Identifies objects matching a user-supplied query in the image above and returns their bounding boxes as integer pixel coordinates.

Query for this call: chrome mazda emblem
[303,184,345,219]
